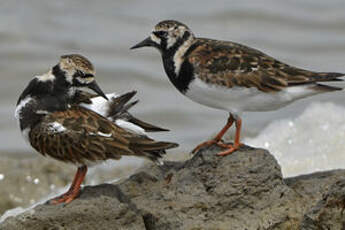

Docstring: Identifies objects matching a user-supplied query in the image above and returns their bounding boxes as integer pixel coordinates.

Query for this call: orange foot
[216,143,243,156]
[191,139,222,154]
[48,165,87,205]
[49,189,81,204]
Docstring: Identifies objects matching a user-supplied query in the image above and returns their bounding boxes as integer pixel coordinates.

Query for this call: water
[246,102,345,177]
[1,0,345,175]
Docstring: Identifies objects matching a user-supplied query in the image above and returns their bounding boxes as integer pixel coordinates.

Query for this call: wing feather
[188,38,344,92]
[29,106,177,164]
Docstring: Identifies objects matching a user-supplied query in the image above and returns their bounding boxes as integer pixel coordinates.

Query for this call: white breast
[14,96,32,121]
[21,127,31,144]
[185,77,324,114]
[15,96,34,144]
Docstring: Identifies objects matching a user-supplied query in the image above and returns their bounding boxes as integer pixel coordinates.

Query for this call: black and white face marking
[58,54,95,86]
[56,54,107,99]
[153,21,195,79]
[131,20,197,93]
[131,20,195,52]
[151,22,194,52]
[131,20,195,78]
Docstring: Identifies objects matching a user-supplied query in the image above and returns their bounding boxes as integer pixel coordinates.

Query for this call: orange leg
[192,114,234,154]
[217,118,242,156]
[49,165,88,204]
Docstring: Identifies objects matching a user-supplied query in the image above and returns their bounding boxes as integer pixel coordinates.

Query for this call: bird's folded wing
[188,39,343,92]
[29,106,134,164]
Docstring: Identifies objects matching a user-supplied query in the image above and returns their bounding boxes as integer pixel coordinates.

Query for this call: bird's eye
[153,31,168,38]
[76,70,93,79]
[84,73,94,78]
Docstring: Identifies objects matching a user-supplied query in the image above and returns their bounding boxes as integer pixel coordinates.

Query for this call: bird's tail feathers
[127,117,169,132]
[106,91,170,132]
[129,139,178,164]
[106,91,137,118]
[312,72,345,91]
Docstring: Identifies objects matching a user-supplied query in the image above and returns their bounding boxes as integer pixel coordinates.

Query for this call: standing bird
[15,54,178,204]
[131,20,345,156]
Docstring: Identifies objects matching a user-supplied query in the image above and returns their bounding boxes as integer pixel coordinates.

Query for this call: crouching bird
[15,54,178,204]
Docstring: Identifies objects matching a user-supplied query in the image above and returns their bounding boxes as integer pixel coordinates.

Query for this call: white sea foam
[245,102,345,177]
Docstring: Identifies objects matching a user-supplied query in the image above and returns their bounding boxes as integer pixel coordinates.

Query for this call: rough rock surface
[300,179,345,229]
[1,145,345,230]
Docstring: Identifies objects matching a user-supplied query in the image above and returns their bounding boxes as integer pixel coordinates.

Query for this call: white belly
[185,78,322,114]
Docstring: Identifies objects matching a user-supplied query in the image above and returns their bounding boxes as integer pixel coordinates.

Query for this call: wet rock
[1,145,345,230]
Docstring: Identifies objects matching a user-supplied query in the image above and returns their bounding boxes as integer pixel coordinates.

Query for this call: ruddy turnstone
[131,20,344,156]
[15,54,178,204]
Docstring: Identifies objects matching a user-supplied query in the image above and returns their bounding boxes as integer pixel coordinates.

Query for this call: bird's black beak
[88,81,108,100]
[130,37,156,49]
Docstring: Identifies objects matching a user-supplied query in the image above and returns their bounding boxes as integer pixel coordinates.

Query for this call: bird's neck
[162,36,197,93]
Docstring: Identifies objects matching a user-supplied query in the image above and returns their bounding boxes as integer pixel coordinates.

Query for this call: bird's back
[187,38,344,92]
[29,106,178,165]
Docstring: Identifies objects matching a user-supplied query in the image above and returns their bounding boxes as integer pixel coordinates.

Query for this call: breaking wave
[246,102,345,177]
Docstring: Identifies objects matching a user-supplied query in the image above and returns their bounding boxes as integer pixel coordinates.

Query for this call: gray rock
[1,184,146,230]
[1,145,345,230]
[300,179,345,230]
[285,170,345,220]
[118,145,303,230]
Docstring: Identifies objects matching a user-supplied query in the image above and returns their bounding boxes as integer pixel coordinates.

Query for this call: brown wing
[29,106,177,165]
[188,38,344,92]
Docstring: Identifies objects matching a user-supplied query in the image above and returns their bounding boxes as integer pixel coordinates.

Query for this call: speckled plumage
[16,54,176,166]
[29,106,176,165]
[15,54,178,203]
[60,54,95,76]
[186,38,343,92]
[131,20,345,156]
